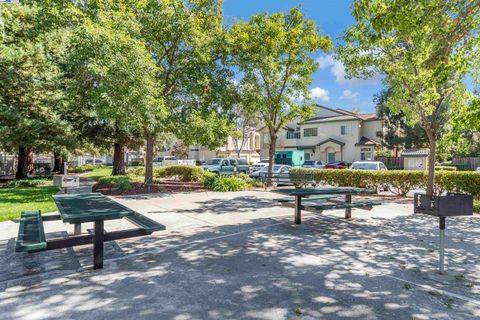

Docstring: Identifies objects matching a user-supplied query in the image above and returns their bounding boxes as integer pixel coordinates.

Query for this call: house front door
[328,152,336,163]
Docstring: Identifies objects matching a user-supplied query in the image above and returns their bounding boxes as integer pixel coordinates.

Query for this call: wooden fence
[452,157,480,170]
[375,156,404,169]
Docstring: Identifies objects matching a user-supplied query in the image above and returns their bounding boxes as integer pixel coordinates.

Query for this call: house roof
[401,149,430,157]
[317,138,345,146]
[284,145,316,150]
[302,114,359,124]
[355,136,380,146]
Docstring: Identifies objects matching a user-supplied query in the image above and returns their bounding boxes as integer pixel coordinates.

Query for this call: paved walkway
[0,189,479,319]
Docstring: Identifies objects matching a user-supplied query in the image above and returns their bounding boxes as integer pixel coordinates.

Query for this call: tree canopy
[229,7,332,184]
[337,0,480,195]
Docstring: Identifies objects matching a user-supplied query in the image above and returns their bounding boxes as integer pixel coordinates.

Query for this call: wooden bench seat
[15,210,47,252]
[304,201,382,212]
[125,212,166,234]
[276,195,336,203]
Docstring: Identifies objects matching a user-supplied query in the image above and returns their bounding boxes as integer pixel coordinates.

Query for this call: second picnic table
[273,187,381,224]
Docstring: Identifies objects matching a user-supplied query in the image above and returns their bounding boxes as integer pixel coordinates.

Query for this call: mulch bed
[93,180,205,196]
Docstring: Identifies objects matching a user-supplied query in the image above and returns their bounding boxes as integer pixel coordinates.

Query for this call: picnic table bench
[15,193,165,269]
[273,187,382,224]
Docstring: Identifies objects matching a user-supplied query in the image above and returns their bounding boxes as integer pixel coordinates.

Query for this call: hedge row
[128,165,208,182]
[290,168,480,197]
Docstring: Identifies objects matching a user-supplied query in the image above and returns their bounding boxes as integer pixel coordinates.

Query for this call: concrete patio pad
[0,191,479,319]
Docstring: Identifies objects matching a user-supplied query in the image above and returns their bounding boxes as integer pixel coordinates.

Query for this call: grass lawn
[0,186,60,222]
[82,167,112,180]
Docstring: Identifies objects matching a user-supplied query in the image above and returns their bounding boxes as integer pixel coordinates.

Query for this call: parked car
[249,165,291,185]
[85,159,105,164]
[250,162,269,172]
[324,161,349,169]
[152,156,176,166]
[350,161,388,171]
[302,160,325,169]
[201,158,249,175]
[476,167,480,172]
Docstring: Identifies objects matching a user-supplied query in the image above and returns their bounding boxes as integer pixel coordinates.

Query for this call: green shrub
[154,165,206,182]
[127,166,145,177]
[386,165,402,170]
[204,175,247,192]
[237,173,264,188]
[474,200,480,213]
[97,176,133,191]
[435,166,457,171]
[290,168,480,198]
[68,164,104,173]
[3,178,52,188]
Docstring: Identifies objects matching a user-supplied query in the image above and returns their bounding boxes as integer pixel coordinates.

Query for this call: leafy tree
[139,0,234,186]
[229,8,332,185]
[0,4,73,179]
[374,89,428,152]
[337,0,480,196]
[171,140,190,159]
[65,0,165,176]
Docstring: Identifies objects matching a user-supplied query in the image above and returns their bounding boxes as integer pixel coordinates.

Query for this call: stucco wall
[362,120,383,142]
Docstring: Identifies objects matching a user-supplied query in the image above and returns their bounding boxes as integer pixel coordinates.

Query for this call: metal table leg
[345,194,352,219]
[74,223,81,235]
[93,220,104,269]
[294,196,302,224]
[439,217,446,274]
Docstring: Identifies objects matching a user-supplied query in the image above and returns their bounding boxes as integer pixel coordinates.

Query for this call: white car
[476,167,480,172]
[350,161,388,171]
[250,162,269,172]
[302,160,325,169]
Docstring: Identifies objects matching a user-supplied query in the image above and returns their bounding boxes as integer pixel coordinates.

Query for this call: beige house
[166,105,384,164]
[187,131,262,163]
[258,105,385,163]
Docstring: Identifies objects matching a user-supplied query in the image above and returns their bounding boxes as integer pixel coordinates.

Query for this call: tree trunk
[426,134,436,196]
[112,141,126,175]
[53,153,61,172]
[144,132,155,188]
[59,157,66,174]
[267,133,277,187]
[16,147,33,179]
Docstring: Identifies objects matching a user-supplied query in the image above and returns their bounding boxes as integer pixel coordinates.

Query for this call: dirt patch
[93,180,205,196]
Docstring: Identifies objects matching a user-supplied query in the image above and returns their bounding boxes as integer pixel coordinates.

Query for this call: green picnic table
[273,187,381,224]
[16,193,165,269]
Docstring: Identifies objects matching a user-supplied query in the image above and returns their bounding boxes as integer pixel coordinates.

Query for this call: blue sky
[223,0,384,114]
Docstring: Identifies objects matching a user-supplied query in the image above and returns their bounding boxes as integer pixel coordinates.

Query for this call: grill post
[294,196,302,224]
[345,194,352,219]
[93,220,104,269]
[439,217,446,274]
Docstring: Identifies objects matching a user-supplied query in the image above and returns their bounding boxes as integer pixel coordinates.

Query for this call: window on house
[376,131,383,137]
[286,131,300,139]
[360,147,372,161]
[303,128,318,137]
[305,153,310,160]
[340,125,352,136]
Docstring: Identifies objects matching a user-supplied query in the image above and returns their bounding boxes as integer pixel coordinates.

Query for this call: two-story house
[258,105,384,163]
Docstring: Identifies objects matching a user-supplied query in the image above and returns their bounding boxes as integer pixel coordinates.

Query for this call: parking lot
[0,191,479,319]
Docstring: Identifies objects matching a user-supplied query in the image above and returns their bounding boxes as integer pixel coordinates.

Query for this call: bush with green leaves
[97,176,133,191]
[127,166,145,177]
[3,178,52,188]
[68,164,106,173]
[290,168,480,198]
[154,165,206,182]
[435,166,456,171]
[203,175,247,192]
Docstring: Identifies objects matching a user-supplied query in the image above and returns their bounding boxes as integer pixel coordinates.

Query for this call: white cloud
[316,54,383,85]
[309,87,330,102]
[339,89,359,101]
